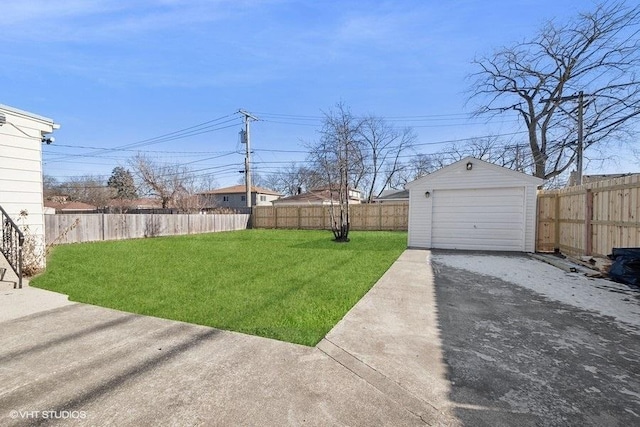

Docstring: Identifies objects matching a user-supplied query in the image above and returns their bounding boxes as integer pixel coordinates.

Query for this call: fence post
[272,206,277,230]
[585,189,593,256]
[101,213,105,242]
[323,206,327,230]
[554,194,560,252]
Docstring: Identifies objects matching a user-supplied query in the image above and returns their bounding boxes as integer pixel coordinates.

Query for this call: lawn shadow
[291,237,403,251]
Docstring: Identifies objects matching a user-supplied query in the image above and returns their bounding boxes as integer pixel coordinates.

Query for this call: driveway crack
[317,338,453,426]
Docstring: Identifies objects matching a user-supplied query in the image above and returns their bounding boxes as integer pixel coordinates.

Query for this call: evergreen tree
[107,167,138,199]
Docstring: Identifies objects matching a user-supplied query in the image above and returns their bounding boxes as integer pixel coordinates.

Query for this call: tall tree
[358,116,416,201]
[129,154,193,209]
[436,137,529,172]
[107,167,138,199]
[469,2,640,180]
[43,174,60,200]
[59,175,114,208]
[308,103,363,241]
[263,163,325,196]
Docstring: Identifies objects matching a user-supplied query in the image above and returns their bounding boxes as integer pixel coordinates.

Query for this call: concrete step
[0,253,20,289]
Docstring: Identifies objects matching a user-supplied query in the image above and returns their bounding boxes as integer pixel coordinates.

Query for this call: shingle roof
[200,185,282,196]
[375,189,409,200]
[273,190,334,203]
[106,198,163,208]
[44,201,96,210]
[273,189,361,204]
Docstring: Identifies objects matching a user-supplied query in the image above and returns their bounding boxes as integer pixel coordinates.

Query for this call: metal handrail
[0,204,24,288]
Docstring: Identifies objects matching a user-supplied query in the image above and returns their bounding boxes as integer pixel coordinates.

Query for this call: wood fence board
[537,175,640,256]
[45,213,250,245]
[253,203,409,232]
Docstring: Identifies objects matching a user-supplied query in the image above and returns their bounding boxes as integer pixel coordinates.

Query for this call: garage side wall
[523,184,537,252]
[407,159,541,252]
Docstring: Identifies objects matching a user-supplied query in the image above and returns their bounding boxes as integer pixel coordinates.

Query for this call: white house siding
[253,193,280,206]
[407,191,431,248]
[406,157,543,252]
[0,104,57,268]
[202,192,280,209]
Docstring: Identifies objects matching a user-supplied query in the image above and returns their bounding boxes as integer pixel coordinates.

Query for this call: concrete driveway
[0,251,456,427]
[432,251,640,426]
[1,250,638,426]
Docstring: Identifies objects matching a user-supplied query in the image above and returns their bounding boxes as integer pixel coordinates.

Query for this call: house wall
[407,159,542,252]
[0,105,56,267]
[202,192,279,209]
[253,193,280,206]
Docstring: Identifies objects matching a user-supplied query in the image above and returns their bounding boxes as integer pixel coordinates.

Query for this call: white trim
[405,157,543,189]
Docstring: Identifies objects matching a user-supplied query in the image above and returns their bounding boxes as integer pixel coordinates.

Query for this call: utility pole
[576,91,584,186]
[539,91,586,185]
[238,109,258,208]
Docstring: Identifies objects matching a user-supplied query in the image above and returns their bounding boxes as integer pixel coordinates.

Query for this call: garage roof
[405,157,543,189]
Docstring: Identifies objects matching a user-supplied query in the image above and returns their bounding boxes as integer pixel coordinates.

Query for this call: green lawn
[31,229,407,346]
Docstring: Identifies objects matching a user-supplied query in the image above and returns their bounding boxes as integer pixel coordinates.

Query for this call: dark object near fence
[608,248,640,289]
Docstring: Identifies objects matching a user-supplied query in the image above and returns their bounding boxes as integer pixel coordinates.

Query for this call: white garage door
[432,187,525,251]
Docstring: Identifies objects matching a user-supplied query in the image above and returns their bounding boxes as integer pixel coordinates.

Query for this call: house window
[260,195,266,202]
[223,196,229,202]
[241,196,246,202]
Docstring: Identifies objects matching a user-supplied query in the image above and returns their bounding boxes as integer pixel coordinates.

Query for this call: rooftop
[200,185,282,196]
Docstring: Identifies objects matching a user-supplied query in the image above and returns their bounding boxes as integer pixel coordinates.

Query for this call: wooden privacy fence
[45,213,250,245]
[253,203,409,231]
[537,175,640,256]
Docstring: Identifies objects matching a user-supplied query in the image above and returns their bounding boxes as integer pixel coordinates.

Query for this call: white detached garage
[406,157,543,252]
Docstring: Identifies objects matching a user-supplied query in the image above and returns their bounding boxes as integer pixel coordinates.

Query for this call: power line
[47,143,240,155]
[45,114,243,163]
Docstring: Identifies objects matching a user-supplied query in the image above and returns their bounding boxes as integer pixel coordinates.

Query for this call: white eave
[0,103,59,129]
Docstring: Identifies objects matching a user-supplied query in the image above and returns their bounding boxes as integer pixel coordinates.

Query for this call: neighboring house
[272,188,363,206]
[372,189,409,204]
[106,198,163,212]
[0,104,59,270]
[44,201,96,213]
[199,185,282,209]
[406,157,543,252]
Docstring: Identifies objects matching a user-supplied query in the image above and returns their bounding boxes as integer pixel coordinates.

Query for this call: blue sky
[2,0,635,187]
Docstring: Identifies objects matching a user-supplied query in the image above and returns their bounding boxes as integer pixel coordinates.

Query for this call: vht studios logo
[10,410,87,420]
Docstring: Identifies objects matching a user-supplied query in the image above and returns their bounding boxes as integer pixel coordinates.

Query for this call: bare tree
[358,116,416,202]
[43,174,61,200]
[436,136,530,171]
[469,2,640,180]
[58,175,114,208]
[390,152,454,189]
[263,163,325,196]
[130,154,195,209]
[308,103,363,242]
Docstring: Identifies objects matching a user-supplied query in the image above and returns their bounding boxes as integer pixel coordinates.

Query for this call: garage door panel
[435,195,522,206]
[432,239,523,251]
[432,187,524,251]
[434,206,522,216]
[434,221,522,230]
[434,212,523,222]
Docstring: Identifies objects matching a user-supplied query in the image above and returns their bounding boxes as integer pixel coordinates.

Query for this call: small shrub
[18,210,80,277]
[17,210,44,276]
